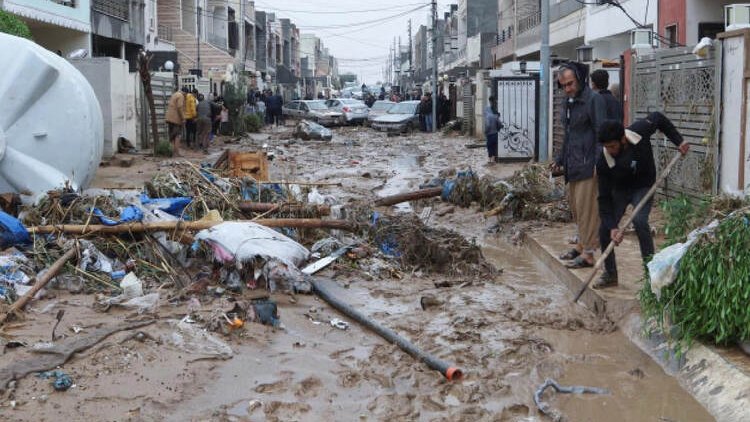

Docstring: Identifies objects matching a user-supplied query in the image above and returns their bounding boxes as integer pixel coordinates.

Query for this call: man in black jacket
[590,69,623,123]
[594,112,690,288]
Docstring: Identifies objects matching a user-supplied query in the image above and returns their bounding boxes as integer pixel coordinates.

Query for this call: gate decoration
[630,47,721,198]
[492,75,540,161]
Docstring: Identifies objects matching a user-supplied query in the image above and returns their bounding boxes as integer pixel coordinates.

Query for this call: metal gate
[630,47,721,198]
[492,75,540,161]
[148,74,176,146]
[462,83,474,136]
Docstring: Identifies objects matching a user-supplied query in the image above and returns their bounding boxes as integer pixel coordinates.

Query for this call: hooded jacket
[555,62,607,183]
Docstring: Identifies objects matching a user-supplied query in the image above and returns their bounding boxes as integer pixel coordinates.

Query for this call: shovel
[573,151,683,303]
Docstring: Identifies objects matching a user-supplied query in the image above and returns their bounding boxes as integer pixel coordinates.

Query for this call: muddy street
[0,127,713,421]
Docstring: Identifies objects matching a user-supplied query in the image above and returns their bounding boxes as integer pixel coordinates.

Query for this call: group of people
[165,86,228,156]
[247,89,285,127]
[484,63,689,288]
[418,92,451,132]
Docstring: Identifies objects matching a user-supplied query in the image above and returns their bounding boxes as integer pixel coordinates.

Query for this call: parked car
[371,100,420,133]
[283,100,342,126]
[365,100,394,126]
[325,99,369,125]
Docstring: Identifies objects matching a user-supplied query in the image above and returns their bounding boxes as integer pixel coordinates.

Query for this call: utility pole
[408,19,413,93]
[539,0,550,161]
[431,0,438,133]
[196,3,202,76]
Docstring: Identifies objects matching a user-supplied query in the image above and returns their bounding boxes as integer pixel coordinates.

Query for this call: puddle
[376,155,426,213]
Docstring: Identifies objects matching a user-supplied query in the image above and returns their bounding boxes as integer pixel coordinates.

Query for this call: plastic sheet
[0,210,31,249]
[91,205,144,226]
[165,319,233,359]
[139,194,192,216]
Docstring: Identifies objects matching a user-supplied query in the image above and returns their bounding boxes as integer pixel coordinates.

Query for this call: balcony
[518,11,541,35]
[207,32,228,51]
[92,0,129,21]
[158,24,173,43]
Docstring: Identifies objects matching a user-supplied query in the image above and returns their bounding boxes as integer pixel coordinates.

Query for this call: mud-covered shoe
[592,272,618,289]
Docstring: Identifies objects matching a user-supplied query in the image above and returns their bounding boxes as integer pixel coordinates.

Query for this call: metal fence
[630,47,721,198]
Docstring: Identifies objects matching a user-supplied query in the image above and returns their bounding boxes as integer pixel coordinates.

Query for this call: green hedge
[0,11,32,39]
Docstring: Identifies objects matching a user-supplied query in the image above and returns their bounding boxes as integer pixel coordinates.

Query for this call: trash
[306,188,337,206]
[119,272,143,299]
[302,245,354,275]
[310,237,345,256]
[647,220,719,299]
[330,318,349,330]
[165,319,233,359]
[293,120,333,141]
[195,222,310,293]
[91,205,144,226]
[248,399,262,412]
[420,295,441,310]
[533,378,609,421]
[0,210,31,249]
[139,194,192,217]
[0,249,33,288]
[120,293,160,314]
[37,370,73,391]
[78,240,117,275]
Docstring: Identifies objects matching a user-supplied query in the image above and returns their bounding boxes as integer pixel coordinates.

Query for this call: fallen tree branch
[0,247,79,326]
[374,187,443,207]
[28,218,357,235]
[239,202,331,216]
[0,320,155,391]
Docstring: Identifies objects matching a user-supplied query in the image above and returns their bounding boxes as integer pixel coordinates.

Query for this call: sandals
[565,256,594,269]
[559,249,581,260]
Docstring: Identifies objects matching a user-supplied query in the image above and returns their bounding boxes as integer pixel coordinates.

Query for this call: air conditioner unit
[630,29,656,49]
[725,4,750,31]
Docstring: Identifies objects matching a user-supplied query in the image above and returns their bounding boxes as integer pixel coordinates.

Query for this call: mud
[0,127,714,421]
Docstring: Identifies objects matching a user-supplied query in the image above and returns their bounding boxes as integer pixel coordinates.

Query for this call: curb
[524,233,750,422]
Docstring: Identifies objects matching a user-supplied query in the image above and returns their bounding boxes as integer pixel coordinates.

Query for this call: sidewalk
[525,222,750,421]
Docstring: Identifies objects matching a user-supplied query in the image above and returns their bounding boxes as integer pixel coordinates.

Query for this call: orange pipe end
[445,367,463,381]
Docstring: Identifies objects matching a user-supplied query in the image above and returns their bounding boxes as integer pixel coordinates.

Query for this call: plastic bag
[648,220,719,299]
[165,319,233,359]
[0,210,31,249]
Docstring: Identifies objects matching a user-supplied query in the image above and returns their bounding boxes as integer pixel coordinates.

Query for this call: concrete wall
[686,0,734,45]
[72,58,137,158]
[720,34,745,193]
[659,0,687,45]
[586,0,657,43]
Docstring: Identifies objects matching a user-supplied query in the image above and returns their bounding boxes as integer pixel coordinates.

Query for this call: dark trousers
[486,133,498,158]
[196,117,212,150]
[185,119,197,146]
[600,186,655,275]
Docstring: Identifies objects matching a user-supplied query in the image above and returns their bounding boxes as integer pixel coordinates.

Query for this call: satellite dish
[164,60,174,71]
[67,49,88,59]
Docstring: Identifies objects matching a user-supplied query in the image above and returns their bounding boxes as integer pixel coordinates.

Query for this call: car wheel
[338,116,347,126]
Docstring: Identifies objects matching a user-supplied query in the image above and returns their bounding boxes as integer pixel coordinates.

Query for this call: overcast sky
[252,0,452,85]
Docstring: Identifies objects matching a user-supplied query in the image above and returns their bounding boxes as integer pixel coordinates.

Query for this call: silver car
[325,99,369,125]
[283,100,342,126]
[365,100,395,126]
[371,101,420,133]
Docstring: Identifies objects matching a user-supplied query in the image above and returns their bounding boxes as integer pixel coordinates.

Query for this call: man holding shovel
[593,112,689,288]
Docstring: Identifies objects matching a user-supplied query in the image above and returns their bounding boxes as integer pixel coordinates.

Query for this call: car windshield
[388,103,417,114]
[306,101,328,110]
[372,102,393,111]
[341,99,363,105]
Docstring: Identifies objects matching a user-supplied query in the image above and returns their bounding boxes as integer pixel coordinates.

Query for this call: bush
[641,210,750,356]
[244,113,263,133]
[0,11,32,39]
[154,140,173,157]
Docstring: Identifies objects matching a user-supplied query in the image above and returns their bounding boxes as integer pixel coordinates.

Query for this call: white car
[371,101,421,133]
[283,100,342,126]
[325,99,369,125]
[365,101,395,126]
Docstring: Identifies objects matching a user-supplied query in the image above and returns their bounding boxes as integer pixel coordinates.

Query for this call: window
[665,24,678,48]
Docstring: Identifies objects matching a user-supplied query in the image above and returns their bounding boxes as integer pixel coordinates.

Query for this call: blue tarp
[91,205,144,226]
[0,211,31,249]
[139,194,192,216]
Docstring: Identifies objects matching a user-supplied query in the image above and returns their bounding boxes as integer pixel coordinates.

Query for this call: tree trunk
[374,187,443,207]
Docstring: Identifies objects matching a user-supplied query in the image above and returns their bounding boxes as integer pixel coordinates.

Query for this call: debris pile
[443,164,570,222]
[355,210,496,277]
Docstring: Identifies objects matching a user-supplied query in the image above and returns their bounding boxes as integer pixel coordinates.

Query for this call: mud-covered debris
[293,120,333,141]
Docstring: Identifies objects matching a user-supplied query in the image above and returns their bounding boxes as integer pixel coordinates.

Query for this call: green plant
[244,113,263,133]
[154,140,173,157]
[0,10,32,39]
[660,194,709,246]
[640,211,750,357]
[223,78,248,135]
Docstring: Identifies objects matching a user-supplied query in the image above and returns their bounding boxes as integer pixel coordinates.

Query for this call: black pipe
[310,278,463,381]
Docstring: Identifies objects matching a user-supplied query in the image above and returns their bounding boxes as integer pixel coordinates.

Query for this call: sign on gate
[492,75,539,161]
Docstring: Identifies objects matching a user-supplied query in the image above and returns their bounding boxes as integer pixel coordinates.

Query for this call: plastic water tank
[0,33,103,198]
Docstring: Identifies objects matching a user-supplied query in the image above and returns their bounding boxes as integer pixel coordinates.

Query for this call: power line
[253,1,428,15]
